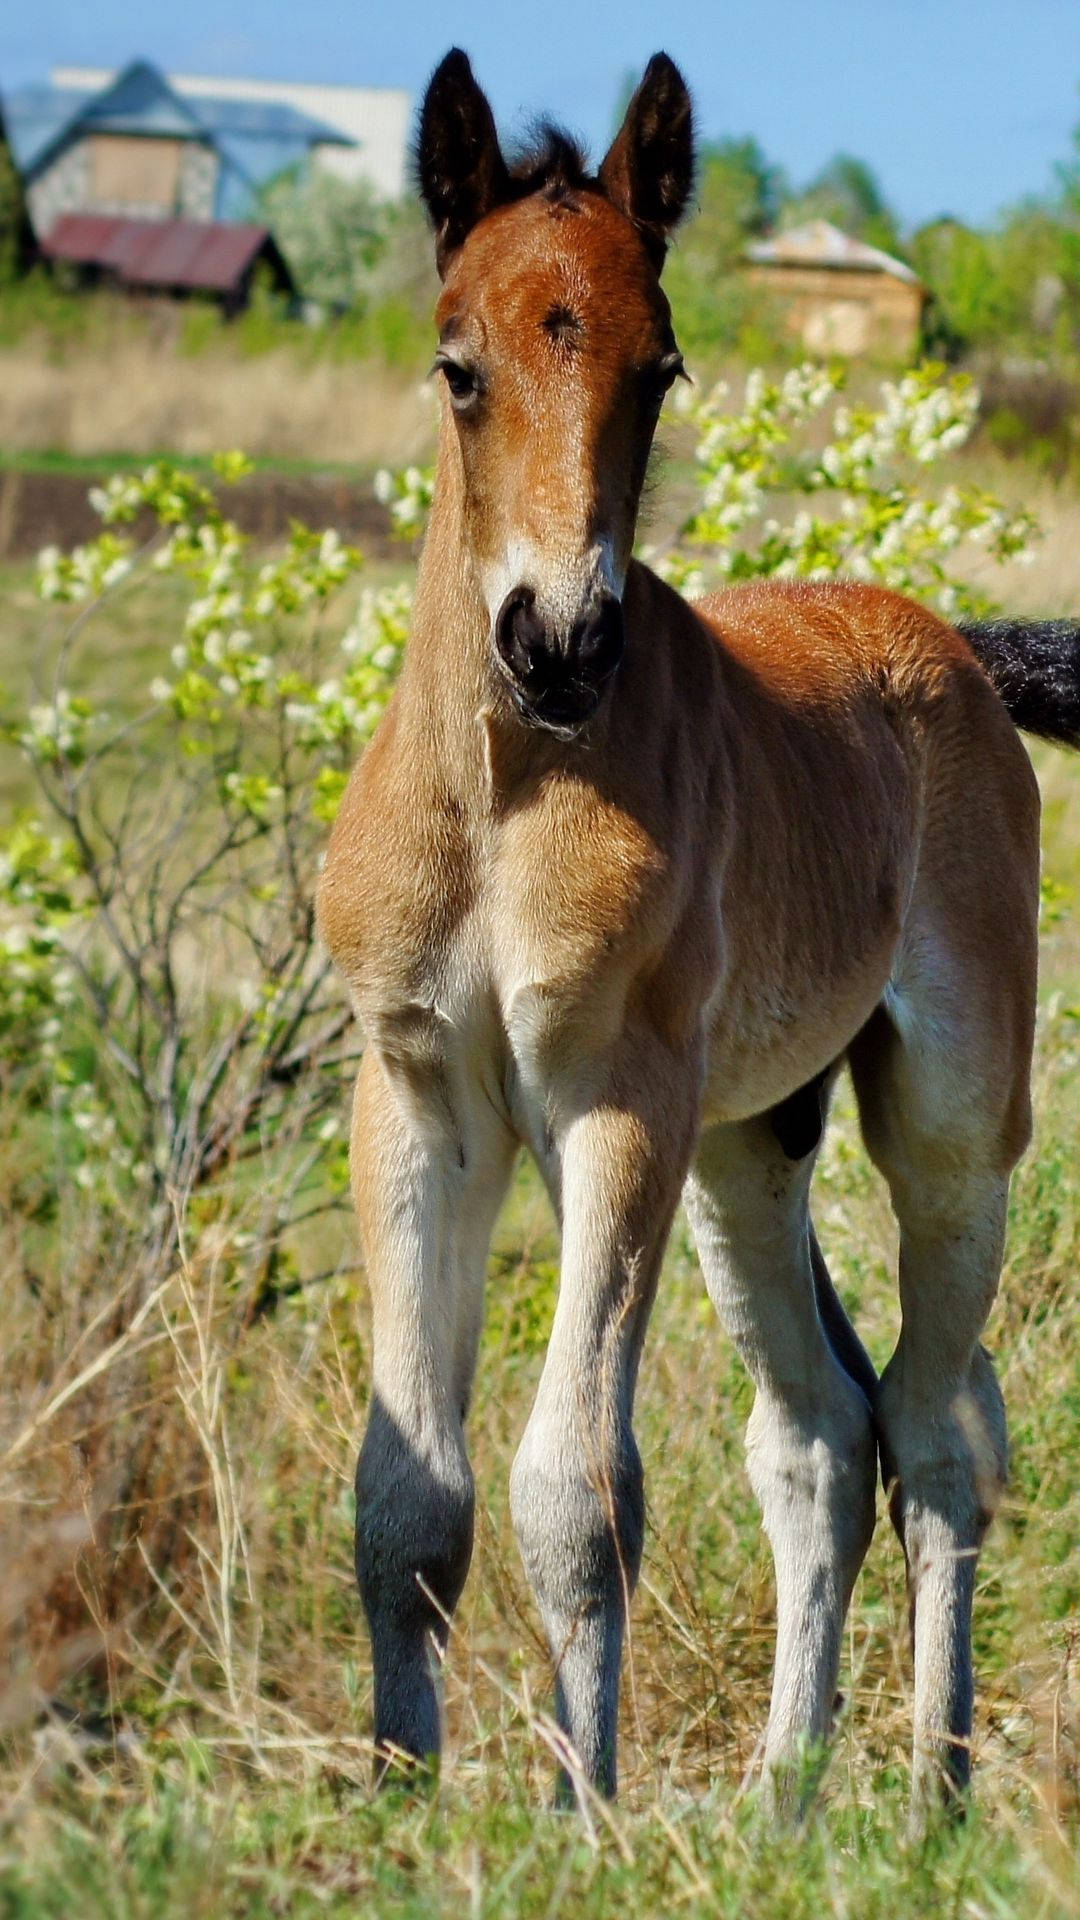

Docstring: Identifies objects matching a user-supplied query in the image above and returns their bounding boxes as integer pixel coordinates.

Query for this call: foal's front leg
[684,1114,878,1810]
[351,1041,515,1779]
[509,1025,700,1799]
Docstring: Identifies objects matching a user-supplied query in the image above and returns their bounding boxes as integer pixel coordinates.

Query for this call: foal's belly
[699,900,903,1126]
[699,962,892,1126]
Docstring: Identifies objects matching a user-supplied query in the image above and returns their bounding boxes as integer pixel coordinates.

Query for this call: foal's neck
[401,413,491,729]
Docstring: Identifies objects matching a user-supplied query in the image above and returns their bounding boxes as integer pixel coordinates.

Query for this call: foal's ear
[598,53,695,267]
[417,49,511,276]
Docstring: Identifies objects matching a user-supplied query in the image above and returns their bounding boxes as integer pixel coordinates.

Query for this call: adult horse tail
[956,618,1080,748]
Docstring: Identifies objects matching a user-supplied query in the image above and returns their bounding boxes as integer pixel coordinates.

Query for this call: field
[0,444,1079,1916]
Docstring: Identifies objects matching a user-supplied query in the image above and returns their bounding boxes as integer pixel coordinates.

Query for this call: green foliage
[911,221,1006,349]
[257,166,385,308]
[783,152,906,259]
[0,454,407,1230]
[666,141,790,359]
[658,361,1037,615]
[0,106,30,285]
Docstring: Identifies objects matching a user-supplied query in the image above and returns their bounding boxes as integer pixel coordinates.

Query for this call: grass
[0,449,387,482]
[0,335,435,465]
[0,513,1078,1914]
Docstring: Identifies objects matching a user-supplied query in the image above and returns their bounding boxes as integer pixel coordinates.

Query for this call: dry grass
[963,467,1080,617]
[0,341,435,464]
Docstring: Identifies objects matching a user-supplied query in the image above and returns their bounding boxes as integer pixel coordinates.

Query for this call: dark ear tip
[642,51,690,94]
[426,47,475,94]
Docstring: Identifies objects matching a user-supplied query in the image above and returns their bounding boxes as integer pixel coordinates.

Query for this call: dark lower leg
[356,1394,475,1779]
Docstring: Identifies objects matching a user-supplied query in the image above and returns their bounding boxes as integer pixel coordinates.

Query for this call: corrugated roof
[745,220,921,285]
[42,213,292,294]
[55,67,410,198]
[2,60,353,186]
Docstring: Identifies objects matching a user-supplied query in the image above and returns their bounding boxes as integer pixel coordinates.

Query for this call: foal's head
[418,50,694,735]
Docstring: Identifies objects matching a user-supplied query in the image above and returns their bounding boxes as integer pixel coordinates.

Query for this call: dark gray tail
[955,619,1080,749]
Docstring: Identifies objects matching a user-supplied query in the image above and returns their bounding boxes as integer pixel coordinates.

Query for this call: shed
[744,220,926,359]
[42,212,295,311]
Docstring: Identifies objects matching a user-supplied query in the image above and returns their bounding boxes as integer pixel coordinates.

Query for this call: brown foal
[318,49,1080,1812]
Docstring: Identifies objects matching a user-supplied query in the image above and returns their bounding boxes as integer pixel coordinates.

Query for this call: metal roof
[42,213,294,294]
[1,83,92,173]
[2,60,353,188]
[745,220,921,285]
[54,66,410,200]
[75,60,205,140]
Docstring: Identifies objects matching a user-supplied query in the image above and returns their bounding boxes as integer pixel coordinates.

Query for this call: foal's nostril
[569,596,624,681]
[494,585,624,731]
[495,586,548,682]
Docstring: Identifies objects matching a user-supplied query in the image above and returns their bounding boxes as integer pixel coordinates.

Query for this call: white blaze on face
[480,533,624,639]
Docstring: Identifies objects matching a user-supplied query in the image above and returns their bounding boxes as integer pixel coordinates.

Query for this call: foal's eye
[645,351,687,402]
[433,356,480,409]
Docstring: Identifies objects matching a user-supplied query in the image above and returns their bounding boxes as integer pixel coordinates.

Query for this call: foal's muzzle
[493,587,625,735]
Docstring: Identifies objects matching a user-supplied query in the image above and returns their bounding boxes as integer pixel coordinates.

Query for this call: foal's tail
[956,618,1080,749]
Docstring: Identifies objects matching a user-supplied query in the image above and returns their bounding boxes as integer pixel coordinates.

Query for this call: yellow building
[744,219,926,360]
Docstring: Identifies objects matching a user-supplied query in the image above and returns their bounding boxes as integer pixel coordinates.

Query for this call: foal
[318,49,1080,1809]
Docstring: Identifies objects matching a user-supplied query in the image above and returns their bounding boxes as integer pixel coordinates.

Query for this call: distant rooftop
[4,60,352,183]
[52,65,411,200]
[43,212,295,298]
[745,219,921,285]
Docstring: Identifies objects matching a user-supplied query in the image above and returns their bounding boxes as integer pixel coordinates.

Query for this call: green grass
[0,563,1078,1916]
[0,448,385,481]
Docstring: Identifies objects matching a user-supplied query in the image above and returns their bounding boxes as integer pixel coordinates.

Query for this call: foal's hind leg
[684,1110,878,1809]
[850,981,1033,1810]
[351,1041,516,1779]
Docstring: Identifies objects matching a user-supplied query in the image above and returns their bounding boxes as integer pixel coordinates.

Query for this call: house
[4,59,358,237]
[744,220,926,359]
[54,67,412,203]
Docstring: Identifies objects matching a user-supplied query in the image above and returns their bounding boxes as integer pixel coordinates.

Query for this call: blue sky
[5,0,1080,229]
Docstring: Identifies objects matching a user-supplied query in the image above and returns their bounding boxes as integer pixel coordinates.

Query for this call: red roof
[42,214,292,293]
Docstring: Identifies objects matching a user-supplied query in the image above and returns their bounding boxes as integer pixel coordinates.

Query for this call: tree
[910,218,1005,349]
[664,138,788,356]
[1054,110,1080,339]
[257,165,386,308]
[783,152,904,257]
[0,99,32,284]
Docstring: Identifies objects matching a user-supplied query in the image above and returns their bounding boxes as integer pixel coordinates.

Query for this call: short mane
[507,122,594,198]
[411,118,597,221]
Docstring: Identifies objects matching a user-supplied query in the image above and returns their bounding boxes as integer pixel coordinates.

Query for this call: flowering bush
[656,361,1038,616]
[2,455,412,1291]
[1,362,1037,1265]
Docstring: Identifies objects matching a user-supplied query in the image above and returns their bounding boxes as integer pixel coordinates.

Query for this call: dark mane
[507,122,595,200]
